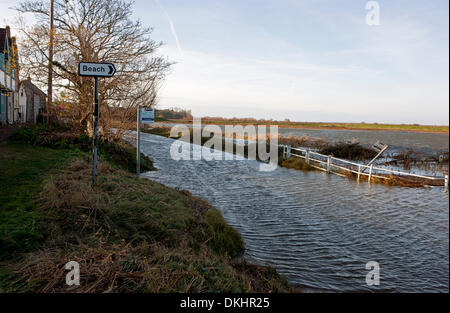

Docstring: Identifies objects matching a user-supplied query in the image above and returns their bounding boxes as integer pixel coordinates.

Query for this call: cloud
[154,0,183,58]
[156,44,449,124]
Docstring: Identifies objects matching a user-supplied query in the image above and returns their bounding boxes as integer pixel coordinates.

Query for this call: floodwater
[157,122,449,154]
[277,128,449,153]
[138,132,449,293]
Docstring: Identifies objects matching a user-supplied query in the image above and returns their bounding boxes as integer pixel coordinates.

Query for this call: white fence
[281,145,449,188]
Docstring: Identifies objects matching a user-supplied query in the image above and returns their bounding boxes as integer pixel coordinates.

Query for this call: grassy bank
[167,119,449,134]
[0,127,295,293]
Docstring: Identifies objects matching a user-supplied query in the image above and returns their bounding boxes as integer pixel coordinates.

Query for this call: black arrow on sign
[108,65,115,75]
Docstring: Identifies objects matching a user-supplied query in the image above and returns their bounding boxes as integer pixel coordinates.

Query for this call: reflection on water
[139,132,449,293]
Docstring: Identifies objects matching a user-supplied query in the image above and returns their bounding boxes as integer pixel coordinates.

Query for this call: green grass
[142,126,173,137]
[8,124,154,173]
[0,142,81,258]
[155,116,169,122]
[0,137,294,293]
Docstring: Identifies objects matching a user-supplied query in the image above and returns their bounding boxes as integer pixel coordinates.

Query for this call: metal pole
[137,106,141,176]
[47,0,54,124]
[361,145,389,173]
[92,77,99,187]
[368,164,373,183]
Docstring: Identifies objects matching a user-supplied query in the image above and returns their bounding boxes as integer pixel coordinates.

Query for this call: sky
[1,0,449,124]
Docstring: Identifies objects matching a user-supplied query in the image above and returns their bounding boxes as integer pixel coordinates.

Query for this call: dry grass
[12,240,292,293]
[340,167,446,187]
[375,175,445,187]
[281,158,315,171]
[1,157,296,293]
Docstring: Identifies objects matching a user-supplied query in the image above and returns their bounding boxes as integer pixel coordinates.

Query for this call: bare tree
[16,0,171,138]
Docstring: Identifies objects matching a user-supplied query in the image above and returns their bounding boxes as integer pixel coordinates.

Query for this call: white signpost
[141,108,155,124]
[78,62,116,186]
[78,62,116,77]
[137,107,155,176]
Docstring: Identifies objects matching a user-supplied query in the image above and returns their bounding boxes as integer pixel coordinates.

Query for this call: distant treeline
[202,116,282,123]
[156,108,193,120]
[192,117,449,133]
[107,107,193,121]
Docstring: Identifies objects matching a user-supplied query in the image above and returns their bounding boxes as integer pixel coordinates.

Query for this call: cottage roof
[20,79,47,98]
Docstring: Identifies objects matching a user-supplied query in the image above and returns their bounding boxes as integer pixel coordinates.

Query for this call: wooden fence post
[306,149,310,164]
[368,164,373,183]
[327,156,331,173]
[287,146,291,158]
[357,165,361,181]
[445,175,448,189]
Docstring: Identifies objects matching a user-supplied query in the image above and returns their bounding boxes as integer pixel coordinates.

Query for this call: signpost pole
[78,61,115,187]
[361,143,389,174]
[137,106,141,176]
[137,108,155,176]
[92,77,99,187]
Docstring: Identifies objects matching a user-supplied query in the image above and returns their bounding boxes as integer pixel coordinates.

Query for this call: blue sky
[2,0,449,124]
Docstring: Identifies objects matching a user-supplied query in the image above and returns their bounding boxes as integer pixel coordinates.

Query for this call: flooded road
[139,132,449,293]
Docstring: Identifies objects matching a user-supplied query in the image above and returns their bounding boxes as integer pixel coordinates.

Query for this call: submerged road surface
[137,132,449,292]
